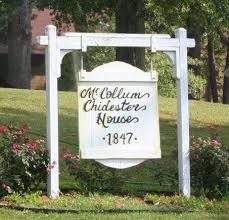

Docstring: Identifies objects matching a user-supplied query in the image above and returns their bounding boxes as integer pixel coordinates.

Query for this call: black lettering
[96,112,139,128]
[80,87,99,100]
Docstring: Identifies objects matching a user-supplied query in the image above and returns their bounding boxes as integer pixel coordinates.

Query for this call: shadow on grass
[1,105,229,196]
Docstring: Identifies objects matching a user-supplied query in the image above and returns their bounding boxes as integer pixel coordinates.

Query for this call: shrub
[58,52,77,91]
[60,147,122,193]
[0,124,49,196]
[146,51,176,98]
[188,69,206,100]
[146,52,206,99]
[190,125,229,198]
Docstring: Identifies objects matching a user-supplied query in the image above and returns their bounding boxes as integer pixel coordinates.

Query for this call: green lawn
[0,88,229,219]
[1,88,228,146]
[0,192,228,220]
[0,88,229,192]
[0,208,228,220]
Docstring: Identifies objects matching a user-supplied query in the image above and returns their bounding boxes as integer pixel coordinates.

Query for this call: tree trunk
[187,15,201,75]
[115,0,145,70]
[7,0,32,89]
[223,41,229,104]
[207,36,218,103]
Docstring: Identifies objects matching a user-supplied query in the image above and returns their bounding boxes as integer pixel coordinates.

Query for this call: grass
[0,192,228,219]
[0,87,229,218]
[0,208,228,220]
[0,88,229,192]
[2,192,228,212]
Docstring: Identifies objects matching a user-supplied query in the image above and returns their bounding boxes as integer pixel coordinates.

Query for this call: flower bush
[190,125,229,198]
[0,124,49,196]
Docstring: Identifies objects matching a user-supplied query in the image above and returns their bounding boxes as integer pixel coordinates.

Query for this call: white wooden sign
[37,25,195,198]
[78,61,160,168]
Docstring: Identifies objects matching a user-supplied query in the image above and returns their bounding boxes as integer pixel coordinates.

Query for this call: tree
[115,0,145,70]
[4,0,32,88]
[146,0,229,103]
[221,32,229,104]
[36,0,229,103]
[186,3,203,75]
[0,2,8,43]
[207,36,218,102]
[43,0,145,69]
[215,0,229,103]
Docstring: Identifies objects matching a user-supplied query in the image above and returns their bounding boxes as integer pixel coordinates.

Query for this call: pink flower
[26,143,38,150]
[46,166,51,173]
[207,124,219,130]
[60,153,78,159]
[12,149,19,154]
[20,126,28,133]
[14,130,23,136]
[35,139,45,144]
[12,143,20,149]
[13,126,28,136]
[46,163,55,173]
[210,140,221,145]
[1,183,7,189]
[42,149,49,154]
[12,144,20,154]
[0,126,8,133]
[1,183,11,192]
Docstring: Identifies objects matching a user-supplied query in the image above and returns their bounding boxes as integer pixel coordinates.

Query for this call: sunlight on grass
[0,88,229,192]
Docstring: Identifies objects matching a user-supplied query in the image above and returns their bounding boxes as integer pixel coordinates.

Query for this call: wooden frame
[37,25,195,198]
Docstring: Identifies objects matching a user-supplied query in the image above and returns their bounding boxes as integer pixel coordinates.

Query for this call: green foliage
[146,51,176,98]
[146,52,206,99]
[145,0,229,35]
[64,158,122,193]
[188,69,206,99]
[3,192,147,210]
[58,53,77,91]
[59,145,122,194]
[2,192,228,214]
[144,193,228,213]
[188,57,206,100]
[190,126,229,198]
[84,47,115,71]
[41,0,116,32]
[145,0,183,34]
[0,124,49,196]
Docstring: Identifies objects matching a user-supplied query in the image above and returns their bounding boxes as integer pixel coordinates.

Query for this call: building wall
[31,54,45,90]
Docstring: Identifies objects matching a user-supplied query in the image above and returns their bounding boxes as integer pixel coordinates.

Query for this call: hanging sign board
[78,61,160,168]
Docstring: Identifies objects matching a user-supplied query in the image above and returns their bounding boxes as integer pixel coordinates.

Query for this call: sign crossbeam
[37,25,195,199]
[37,33,195,51]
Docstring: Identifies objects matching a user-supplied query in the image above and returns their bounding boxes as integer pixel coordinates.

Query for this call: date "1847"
[102,132,137,145]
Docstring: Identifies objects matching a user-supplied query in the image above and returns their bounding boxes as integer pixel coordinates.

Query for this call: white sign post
[37,25,195,198]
